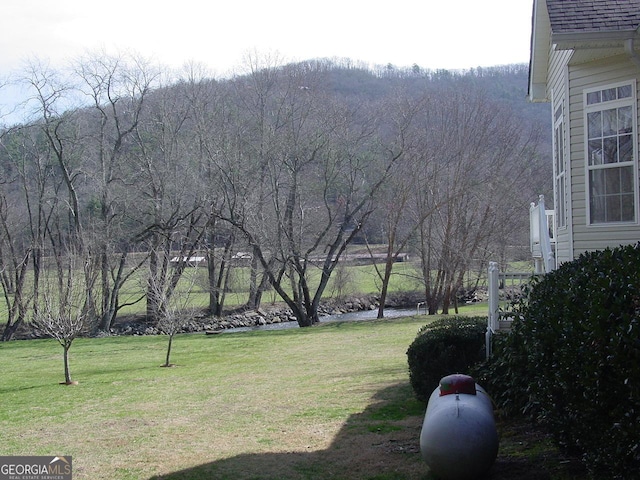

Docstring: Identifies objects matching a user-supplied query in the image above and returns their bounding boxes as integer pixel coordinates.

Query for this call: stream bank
[108,292,427,336]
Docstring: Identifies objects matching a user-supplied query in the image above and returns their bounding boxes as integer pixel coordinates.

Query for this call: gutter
[552,29,636,49]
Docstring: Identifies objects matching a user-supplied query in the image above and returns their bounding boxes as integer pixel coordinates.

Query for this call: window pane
[587,111,601,138]
[554,105,562,122]
[590,169,605,195]
[618,84,633,99]
[555,127,565,172]
[556,177,566,227]
[605,168,621,193]
[587,91,601,105]
[621,194,635,221]
[621,165,634,192]
[590,195,606,223]
[589,168,607,223]
[619,134,633,163]
[558,129,564,168]
[602,108,617,136]
[606,196,620,221]
[603,88,617,101]
[603,137,618,163]
[618,106,633,133]
[589,140,603,165]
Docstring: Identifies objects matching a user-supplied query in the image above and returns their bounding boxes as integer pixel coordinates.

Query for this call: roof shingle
[546,0,640,33]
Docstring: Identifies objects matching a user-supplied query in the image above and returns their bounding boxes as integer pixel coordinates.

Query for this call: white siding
[567,54,640,256]
[548,49,572,99]
[548,48,574,264]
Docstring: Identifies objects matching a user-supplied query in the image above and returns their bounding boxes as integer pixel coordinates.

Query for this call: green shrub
[407,316,487,403]
[473,320,535,418]
[477,244,640,476]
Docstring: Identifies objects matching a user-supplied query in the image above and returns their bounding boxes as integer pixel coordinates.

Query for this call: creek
[219,307,419,334]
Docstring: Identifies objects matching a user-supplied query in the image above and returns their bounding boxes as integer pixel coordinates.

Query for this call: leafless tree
[32,255,88,384]
[181,64,240,316]
[216,59,413,326]
[18,59,107,332]
[147,254,199,367]
[73,51,159,331]
[412,86,540,314]
[363,92,446,318]
[0,77,71,340]
[130,71,208,323]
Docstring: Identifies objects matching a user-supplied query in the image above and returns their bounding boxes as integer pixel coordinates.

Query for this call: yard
[0,314,582,479]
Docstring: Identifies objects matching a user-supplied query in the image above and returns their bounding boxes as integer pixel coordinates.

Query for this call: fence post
[537,195,555,273]
[486,261,499,359]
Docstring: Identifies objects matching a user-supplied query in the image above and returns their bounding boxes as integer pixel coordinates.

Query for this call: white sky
[1,0,533,76]
[0,0,533,123]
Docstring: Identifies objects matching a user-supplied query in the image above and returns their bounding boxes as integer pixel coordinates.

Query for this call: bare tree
[0,137,34,340]
[32,255,88,385]
[413,86,540,314]
[363,92,445,318]
[0,201,31,340]
[18,59,107,332]
[130,72,208,323]
[147,253,199,367]
[74,51,159,331]
[216,60,413,326]
[181,65,240,316]
[0,89,70,341]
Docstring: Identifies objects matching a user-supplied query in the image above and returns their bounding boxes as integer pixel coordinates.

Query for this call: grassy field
[0,310,583,480]
[1,316,433,480]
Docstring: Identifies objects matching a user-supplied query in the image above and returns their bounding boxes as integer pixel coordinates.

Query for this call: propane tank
[420,374,498,480]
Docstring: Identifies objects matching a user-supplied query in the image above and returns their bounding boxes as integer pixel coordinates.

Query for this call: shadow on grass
[149,382,429,480]
[148,379,587,480]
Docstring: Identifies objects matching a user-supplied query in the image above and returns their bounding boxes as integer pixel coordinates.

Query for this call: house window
[585,82,637,224]
[553,102,567,228]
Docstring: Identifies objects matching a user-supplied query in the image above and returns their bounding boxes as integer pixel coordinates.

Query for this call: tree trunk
[246,247,261,309]
[163,335,173,367]
[376,244,396,319]
[63,343,72,384]
[1,318,22,342]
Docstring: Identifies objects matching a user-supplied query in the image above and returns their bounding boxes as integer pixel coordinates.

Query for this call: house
[529,0,640,268]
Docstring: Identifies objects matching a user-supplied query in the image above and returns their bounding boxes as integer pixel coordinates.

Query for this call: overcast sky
[2,0,532,74]
[1,0,533,121]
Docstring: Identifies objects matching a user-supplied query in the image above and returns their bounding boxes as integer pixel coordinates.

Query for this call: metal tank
[420,374,499,480]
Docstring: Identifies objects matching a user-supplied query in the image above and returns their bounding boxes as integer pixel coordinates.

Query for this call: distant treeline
[0,55,551,339]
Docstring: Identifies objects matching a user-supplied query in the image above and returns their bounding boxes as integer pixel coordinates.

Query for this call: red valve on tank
[439,374,477,396]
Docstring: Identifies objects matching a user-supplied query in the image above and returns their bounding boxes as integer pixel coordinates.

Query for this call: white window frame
[584,80,639,226]
[553,99,567,229]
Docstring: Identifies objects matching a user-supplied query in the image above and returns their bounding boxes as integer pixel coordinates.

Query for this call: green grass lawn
[0,311,583,480]
[1,316,436,480]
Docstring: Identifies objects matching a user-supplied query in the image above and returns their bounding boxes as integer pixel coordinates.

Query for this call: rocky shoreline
[108,295,390,336]
[15,290,489,340]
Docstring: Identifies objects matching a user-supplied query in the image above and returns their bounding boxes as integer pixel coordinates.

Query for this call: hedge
[407,316,486,403]
[476,244,640,476]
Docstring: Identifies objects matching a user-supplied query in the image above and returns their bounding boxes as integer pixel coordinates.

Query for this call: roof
[528,0,640,102]
[546,0,640,34]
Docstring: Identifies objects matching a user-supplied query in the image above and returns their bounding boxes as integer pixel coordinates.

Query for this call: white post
[537,195,555,273]
[488,262,499,331]
[486,261,499,359]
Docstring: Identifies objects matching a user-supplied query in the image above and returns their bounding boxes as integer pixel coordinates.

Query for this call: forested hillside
[0,55,551,340]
